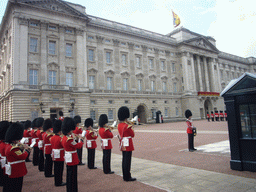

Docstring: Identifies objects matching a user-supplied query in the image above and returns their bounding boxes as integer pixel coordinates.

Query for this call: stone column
[215,59,222,92]
[196,55,203,91]
[40,22,48,84]
[181,52,189,92]
[203,57,210,92]
[189,53,196,91]
[59,26,66,85]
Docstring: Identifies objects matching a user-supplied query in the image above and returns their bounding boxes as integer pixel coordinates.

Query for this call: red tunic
[225,113,227,118]
[211,114,214,118]
[31,129,39,147]
[186,119,193,134]
[220,112,224,118]
[207,114,210,119]
[62,135,83,166]
[5,144,28,178]
[98,127,113,150]
[73,126,83,136]
[43,131,54,155]
[23,129,32,145]
[0,141,7,172]
[59,116,64,121]
[215,113,219,118]
[85,130,98,149]
[36,130,44,151]
[118,123,134,151]
[50,134,64,161]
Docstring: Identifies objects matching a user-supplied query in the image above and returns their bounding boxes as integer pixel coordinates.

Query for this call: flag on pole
[172,11,181,27]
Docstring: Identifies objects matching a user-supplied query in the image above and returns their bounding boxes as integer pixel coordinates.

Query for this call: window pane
[107,77,112,90]
[89,49,94,61]
[66,44,72,57]
[136,57,141,68]
[30,38,37,52]
[122,54,126,65]
[138,79,142,91]
[240,104,251,138]
[29,69,38,85]
[66,72,73,87]
[106,52,111,63]
[123,78,128,90]
[89,76,95,89]
[49,70,56,85]
[108,110,113,120]
[90,110,96,120]
[49,41,56,54]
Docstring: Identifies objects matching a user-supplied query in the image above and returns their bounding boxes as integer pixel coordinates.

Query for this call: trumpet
[104,120,117,131]
[126,116,138,126]
[17,142,32,151]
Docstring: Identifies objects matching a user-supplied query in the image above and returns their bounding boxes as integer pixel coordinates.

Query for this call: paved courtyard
[1,120,256,191]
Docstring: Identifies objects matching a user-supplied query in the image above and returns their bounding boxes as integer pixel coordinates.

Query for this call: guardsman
[31,118,39,166]
[62,117,84,192]
[0,121,9,189]
[4,122,31,192]
[98,115,114,174]
[85,118,98,169]
[50,120,66,187]
[185,109,197,152]
[43,119,54,177]
[36,117,45,172]
[59,111,64,122]
[215,111,219,121]
[206,112,210,122]
[73,115,84,165]
[23,120,32,162]
[225,110,228,121]
[211,111,215,122]
[220,110,224,121]
[117,106,136,182]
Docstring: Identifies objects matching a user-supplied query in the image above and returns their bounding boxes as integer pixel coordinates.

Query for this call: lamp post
[39,102,45,113]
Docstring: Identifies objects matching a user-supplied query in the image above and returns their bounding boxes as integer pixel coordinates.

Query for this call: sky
[0,0,255,58]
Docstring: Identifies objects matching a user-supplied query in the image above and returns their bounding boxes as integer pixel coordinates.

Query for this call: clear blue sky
[1,0,255,58]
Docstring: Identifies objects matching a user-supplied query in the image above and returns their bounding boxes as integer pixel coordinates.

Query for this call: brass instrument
[103,120,117,131]
[17,142,32,151]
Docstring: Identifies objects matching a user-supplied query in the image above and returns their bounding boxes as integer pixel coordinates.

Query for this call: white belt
[101,139,111,141]
[65,150,77,154]
[9,160,25,165]
[123,137,131,139]
[87,139,96,141]
[44,144,51,146]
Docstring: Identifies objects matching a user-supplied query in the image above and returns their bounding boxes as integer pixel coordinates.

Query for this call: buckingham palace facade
[0,0,256,123]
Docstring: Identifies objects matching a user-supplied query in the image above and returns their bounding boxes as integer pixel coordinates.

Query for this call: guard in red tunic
[117,106,136,182]
[4,122,31,192]
[206,112,210,122]
[225,110,228,121]
[62,117,84,192]
[23,120,32,162]
[211,111,215,122]
[215,111,219,121]
[0,121,9,188]
[50,120,66,187]
[98,114,114,174]
[85,118,98,169]
[36,117,45,172]
[59,111,64,122]
[220,110,224,121]
[73,115,84,165]
[31,118,39,166]
[185,109,197,152]
[43,119,54,177]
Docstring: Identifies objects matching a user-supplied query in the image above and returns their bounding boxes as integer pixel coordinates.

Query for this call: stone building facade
[0,0,256,123]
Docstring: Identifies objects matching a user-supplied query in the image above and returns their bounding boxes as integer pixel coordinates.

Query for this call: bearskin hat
[185,109,192,119]
[53,120,62,134]
[43,118,52,132]
[84,118,93,128]
[31,118,37,128]
[5,122,24,143]
[59,111,63,116]
[62,117,76,135]
[74,115,81,124]
[211,111,213,114]
[24,120,31,130]
[36,117,44,128]
[118,106,130,121]
[0,121,10,140]
[99,114,108,127]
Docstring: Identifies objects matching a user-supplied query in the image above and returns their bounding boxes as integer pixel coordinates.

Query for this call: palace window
[66,72,73,87]
[29,37,38,52]
[151,80,155,92]
[108,109,114,120]
[123,78,128,91]
[89,75,95,89]
[122,54,127,65]
[176,107,179,116]
[49,25,56,30]
[49,70,56,85]
[152,109,156,119]
[138,79,142,91]
[29,69,38,85]
[165,108,168,117]
[31,110,38,120]
[49,41,56,55]
[161,61,166,71]
[106,52,111,63]
[173,82,177,93]
[162,81,167,92]
[136,56,141,68]
[172,63,176,72]
[90,110,96,120]
[66,43,72,57]
[88,49,94,61]
[149,58,154,69]
[66,29,73,33]
[107,77,113,90]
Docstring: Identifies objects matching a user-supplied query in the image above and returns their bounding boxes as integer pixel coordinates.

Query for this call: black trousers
[54,161,64,186]
[122,151,132,181]
[66,165,78,192]
[103,149,111,174]
[25,150,31,162]
[38,149,44,171]
[44,154,53,177]
[77,147,83,163]
[188,133,194,150]
[1,173,8,191]
[0,167,3,186]
[87,148,95,169]
[211,118,214,122]
[207,118,210,122]
[33,146,39,166]
[3,176,23,192]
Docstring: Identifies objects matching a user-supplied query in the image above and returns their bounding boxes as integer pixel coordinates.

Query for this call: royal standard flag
[172,11,181,27]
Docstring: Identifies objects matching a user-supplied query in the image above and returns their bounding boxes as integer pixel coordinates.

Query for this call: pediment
[120,71,130,77]
[88,68,98,74]
[135,73,144,78]
[104,69,115,75]
[221,73,256,96]
[17,0,88,18]
[149,74,156,79]
[183,37,219,53]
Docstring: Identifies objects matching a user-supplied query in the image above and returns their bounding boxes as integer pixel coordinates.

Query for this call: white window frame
[29,69,38,85]
[138,79,142,91]
[107,77,113,90]
[49,70,57,85]
[88,49,94,62]
[123,78,128,91]
[149,58,154,69]
[89,75,95,89]
[122,54,127,66]
[29,37,38,52]
[49,41,56,55]
[108,109,114,120]
[151,80,155,92]
[162,81,167,92]
[161,60,166,71]
[90,110,96,120]
[106,52,111,63]
[136,56,141,68]
[66,72,73,87]
[66,43,72,57]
